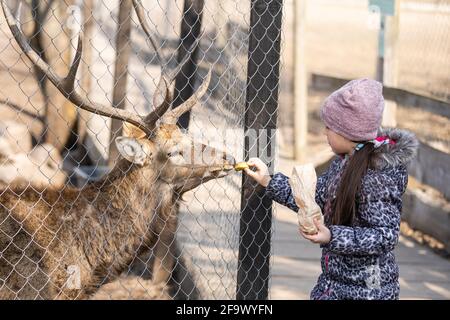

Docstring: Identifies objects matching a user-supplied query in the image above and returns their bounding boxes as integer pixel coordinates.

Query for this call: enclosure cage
[0,0,283,300]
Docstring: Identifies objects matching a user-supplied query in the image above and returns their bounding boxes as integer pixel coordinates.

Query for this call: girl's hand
[300,218,331,245]
[243,157,272,187]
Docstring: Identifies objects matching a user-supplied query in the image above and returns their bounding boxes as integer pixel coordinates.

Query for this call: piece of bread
[234,162,249,171]
[288,164,324,235]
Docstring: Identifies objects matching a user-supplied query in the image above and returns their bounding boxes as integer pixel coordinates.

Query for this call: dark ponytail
[331,143,375,226]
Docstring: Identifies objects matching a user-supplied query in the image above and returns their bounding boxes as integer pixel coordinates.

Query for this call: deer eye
[167,150,183,157]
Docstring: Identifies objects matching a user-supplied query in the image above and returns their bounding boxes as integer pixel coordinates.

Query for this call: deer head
[1,0,235,195]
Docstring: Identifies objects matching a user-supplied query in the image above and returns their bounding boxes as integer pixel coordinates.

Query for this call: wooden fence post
[109,0,133,165]
[371,0,399,127]
[294,0,308,162]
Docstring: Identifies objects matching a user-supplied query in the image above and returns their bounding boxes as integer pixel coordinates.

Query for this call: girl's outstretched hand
[243,157,272,187]
[300,218,331,245]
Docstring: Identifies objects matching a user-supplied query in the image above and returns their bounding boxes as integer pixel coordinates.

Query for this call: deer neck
[97,159,158,210]
[78,159,173,276]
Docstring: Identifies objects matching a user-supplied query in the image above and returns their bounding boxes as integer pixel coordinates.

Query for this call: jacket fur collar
[370,128,419,170]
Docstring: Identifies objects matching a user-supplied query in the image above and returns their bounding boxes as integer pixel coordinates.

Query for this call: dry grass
[400,221,449,259]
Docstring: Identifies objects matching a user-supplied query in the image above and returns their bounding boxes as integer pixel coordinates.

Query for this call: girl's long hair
[331,143,375,226]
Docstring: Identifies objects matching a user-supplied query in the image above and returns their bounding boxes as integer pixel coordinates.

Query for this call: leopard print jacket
[265,128,418,300]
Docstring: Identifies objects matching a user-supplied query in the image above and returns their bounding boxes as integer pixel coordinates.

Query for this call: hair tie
[370,136,396,148]
[354,136,396,152]
[354,143,366,151]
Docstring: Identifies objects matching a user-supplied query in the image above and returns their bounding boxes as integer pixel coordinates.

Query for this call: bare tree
[77,0,95,144]
[28,0,78,150]
[108,0,134,165]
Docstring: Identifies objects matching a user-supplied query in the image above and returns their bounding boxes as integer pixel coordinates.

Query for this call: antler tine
[144,76,171,128]
[163,68,212,124]
[132,0,212,127]
[132,0,173,131]
[132,0,203,84]
[132,0,164,68]
[166,29,205,83]
[1,0,153,136]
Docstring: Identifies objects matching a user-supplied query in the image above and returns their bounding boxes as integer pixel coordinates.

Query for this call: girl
[244,79,418,300]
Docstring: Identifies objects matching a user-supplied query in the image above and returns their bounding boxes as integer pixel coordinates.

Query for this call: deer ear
[122,122,147,139]
[115,137,151,166]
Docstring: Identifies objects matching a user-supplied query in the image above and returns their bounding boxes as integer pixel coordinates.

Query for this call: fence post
[382,0,400,127]
[371,0,399,127]
[293,0,307,162]
[236,0,283,300]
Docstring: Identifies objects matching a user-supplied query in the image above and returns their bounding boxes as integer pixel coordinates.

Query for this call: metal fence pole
[236,0,283,300]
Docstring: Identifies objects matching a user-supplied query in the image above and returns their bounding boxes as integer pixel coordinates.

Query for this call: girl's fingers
[313,218,323,230]
[301,232,317,242]
[299,230,308,238]
[247,163,257,170]
[247,158,259,166]
[243,168,256,178]
[248,162,261,171]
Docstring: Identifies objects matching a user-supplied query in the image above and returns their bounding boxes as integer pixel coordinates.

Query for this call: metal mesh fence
[0,0,282,300]
[304,0,450,102]
[275,0,450,159]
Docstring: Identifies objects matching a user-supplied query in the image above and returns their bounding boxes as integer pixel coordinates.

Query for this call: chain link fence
[0,0,283,300]
[304,0,449,102]
[276,0,450,160]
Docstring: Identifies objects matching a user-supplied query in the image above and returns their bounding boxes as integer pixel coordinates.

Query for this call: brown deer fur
[0,0,234,300]
[0,133,232,299]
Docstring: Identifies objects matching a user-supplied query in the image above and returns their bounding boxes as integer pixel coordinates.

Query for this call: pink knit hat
[320,79,385,141]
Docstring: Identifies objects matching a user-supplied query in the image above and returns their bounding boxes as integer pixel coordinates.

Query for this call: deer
[0,120,66,189]
[0,0,235,299]
[0,140,67,190]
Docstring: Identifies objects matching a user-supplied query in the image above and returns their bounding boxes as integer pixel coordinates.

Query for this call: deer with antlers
[0,1,235,299]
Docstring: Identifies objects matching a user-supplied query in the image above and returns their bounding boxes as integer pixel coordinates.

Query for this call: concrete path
[269,157,450,300]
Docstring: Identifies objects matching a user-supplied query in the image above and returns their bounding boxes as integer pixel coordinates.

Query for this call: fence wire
[303,0,450,102]
[276,0,450,159]
[0,0,279,300]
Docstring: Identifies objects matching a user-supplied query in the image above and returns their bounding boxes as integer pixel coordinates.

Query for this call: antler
[161,69,211,124]
[132,0,211,125]
[2,0,211,134]
[1,0,168,136]
[132,0,204,83]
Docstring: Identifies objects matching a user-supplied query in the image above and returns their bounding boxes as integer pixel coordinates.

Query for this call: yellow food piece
[234,162,249,171]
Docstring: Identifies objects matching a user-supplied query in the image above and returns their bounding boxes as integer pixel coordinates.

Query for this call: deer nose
[223,153,236,165]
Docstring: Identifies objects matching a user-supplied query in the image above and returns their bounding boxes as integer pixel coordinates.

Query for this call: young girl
[244,79,418,300]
